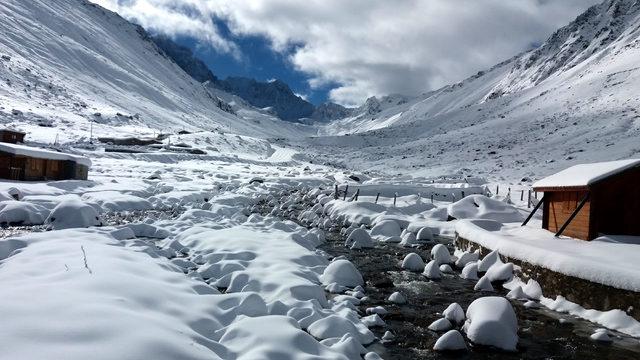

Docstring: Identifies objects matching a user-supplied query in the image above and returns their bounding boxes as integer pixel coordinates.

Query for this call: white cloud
[89,0,601,106]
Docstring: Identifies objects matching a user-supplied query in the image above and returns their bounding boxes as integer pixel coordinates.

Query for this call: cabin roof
[533,159,640,190]
[0,143,91,167]
[0,128,26,135]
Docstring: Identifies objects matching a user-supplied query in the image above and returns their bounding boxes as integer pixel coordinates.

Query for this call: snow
[433,330,467,351]
[0,142,91,167]
[448,195,523,223]
[370,219,402,237]
[388,292,407,304]
[416,226,433,242]
[345,228,374,249]
[401,253,425,271]
[430,244,451,265]
[81,191,153,211]
[477,249,501,272]
[463,297,518,351]
[456,220,640,291]
[485,262,514,282]
[474,276,495,292]
[461,262,479,280]
[45,199,103,229]
[0,200,48,225]
[307,315,375,344]
[533,159,640,189]
[443,303,466,324]
[423,260,442,279]
[428,318,452,332]
[320,259,364,288]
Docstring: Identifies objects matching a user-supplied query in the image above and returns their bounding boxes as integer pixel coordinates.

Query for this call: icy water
[321,232,640,359]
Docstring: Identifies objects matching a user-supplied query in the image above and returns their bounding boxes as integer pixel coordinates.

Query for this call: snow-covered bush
[345,228,373,249]
[401,253,425,271]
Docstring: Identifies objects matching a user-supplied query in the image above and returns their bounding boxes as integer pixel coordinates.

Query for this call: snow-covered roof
[0,143,91,167]
[0,128,26,134]
[533,159,640,189]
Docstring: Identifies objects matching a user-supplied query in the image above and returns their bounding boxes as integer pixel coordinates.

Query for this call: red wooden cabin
[529,159,640,241]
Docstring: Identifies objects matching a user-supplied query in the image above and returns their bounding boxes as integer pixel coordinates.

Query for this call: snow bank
[456,219,640,291]
[463,297,518,351]
[448,195,523,223]
[81,191,153,212]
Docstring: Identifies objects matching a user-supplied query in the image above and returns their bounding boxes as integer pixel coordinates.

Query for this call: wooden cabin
[530,159,640,240]
[0,129,26,144]
[0,143,90,181]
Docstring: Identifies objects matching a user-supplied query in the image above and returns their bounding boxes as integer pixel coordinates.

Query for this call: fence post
[431,194,434,203]
[393,192,398,207]
[527,190,531,208]
[354,189,360,201]
[343,185,349,201]
[520,190,524,201]
[375,193,380,204]
[461,191,465,198]
[496,185,499,195]
[334,184,339,200]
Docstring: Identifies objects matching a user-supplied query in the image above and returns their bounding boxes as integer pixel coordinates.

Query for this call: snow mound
[428,318,452,332]
[474,275,494,292]
[461,262,479,280]
[455,251,479,268]
[388,292,406,304]
[443,303,465,324]
[433,330,467,351]
[431,244,451,265]
[463,297,518,351]
[423,260,442,279]
[523,279,542,300]
[345,228,374,249]
[307,315,375,345]
[399,232,418,247]
[218,316,349,360]
[416,227,433,242]
[506,286,528,301]
[81,191,153,212]
[320,259,364,288]
[370,220,401,237]
[0,201,48,225]
[46,200,103,230]
[477,250,501,272]
[401,253,425,272]
[485,262,514,282]
[447,195,523,223]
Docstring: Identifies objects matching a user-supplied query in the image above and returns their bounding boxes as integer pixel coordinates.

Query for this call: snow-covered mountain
[309,0,640,181]
[0,0,312,143]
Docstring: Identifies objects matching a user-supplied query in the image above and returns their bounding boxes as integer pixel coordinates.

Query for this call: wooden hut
[0,129,26,144]
[528,159,640,240]
[0,143,91,181]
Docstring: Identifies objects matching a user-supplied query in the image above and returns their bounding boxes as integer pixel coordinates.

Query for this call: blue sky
[175,24,332,105]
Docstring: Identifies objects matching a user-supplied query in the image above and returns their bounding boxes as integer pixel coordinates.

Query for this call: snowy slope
[0,0,313,143]
[309,0,640,182]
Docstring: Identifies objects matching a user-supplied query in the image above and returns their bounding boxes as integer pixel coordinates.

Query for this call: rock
[401,253,425,272]
[346,228,374,249]
[416,227,433,242]
[463,296,518,351]
[423,260,442,280]
[320,259,364,287]
[381,331,395,342]
[431,244,451,265]
[461,262,479,280]
[439,264,454,274]
[474,275,494,292]
[388,292,406,304]
[455,251,479,268]
[428,318,452,331]
[433,330,467,351]
[443,303,465,324]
